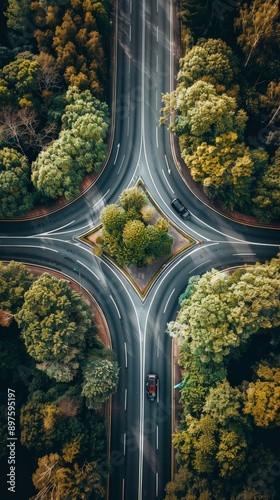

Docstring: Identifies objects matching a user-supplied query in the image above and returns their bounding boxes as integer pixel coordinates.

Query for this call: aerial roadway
[0,0,279,499]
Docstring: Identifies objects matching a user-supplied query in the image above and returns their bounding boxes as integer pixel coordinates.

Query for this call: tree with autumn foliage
[234,0,280,69]
[243,361,280,428]
[166,255,280,498]
[32,453,105,499]
[99,187,173,267]
[31,0,109,97]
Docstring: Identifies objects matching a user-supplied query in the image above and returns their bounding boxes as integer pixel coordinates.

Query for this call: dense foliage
[0,0,110,216]
[165,254,280,498]
[0,147,35,217]
[161,1,280,221]
[97,186,174,267]
[0,261,118,497]
[31,85,109,200]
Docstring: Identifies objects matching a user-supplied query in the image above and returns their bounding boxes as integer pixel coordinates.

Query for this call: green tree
[168,256,280,364]
[81,348,119,409]
[1,52,41,107]
[161,81,247,149]
[119,186,147,211]
[0,260,34,312]
[0,147,34,217]
[99,187,174,267]
[177,38,240,91]
[100,204,126,234]
[31,86,109,200]
[16,273,95,381]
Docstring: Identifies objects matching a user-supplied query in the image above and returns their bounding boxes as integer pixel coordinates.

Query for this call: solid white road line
[232,253,256,256]
[92,189,110,208]
[110,295,121,319]
[188,259,212,274]
[161,169,174,193]
[39,220,75,235]
[163,288,175,313]
[76,259,100,281]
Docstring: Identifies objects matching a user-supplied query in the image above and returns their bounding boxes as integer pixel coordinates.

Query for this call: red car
[146,374,158,401]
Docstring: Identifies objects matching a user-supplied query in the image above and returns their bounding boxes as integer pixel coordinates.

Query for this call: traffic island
[80,181,197,298]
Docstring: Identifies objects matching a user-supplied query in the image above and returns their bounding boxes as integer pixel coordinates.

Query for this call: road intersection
[0,0,279,499]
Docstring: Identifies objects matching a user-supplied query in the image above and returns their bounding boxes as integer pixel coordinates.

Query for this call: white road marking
[156,126,158,148]
[1,244,59,253]
[92,189,110,208]
[124,342,128,368]
[157,26,158,42]
[129,25,131,41]
[117,155,126,174]
[39,220,75,235]
[76,259,100,281]
[163,288,175,313]
[113,144,120,165]
[156,472,159,497]
[156,425,159,450]
[232,253,256,256]
[124,388,127,411]
[161,169,174,193]
[188,259,212,274]
[110,295,121,319]
[164,155,171,174]
[123,432,126,455]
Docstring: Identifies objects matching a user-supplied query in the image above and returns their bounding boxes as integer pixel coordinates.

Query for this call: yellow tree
[234,0,280,67]
[243,364,280,427]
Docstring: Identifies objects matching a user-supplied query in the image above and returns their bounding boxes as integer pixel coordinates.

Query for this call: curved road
[0,0,279,499]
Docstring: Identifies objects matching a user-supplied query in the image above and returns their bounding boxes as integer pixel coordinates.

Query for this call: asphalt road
[0,0,280,499]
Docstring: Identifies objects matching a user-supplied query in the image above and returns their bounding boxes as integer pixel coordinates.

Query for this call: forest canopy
[161,1,280,222]
[165,254,280,498]
[0,0,110,216]
[0,261,118,497]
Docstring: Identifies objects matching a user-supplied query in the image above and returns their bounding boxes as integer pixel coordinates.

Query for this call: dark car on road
[146,374,158,401]
[171,198,191,219]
